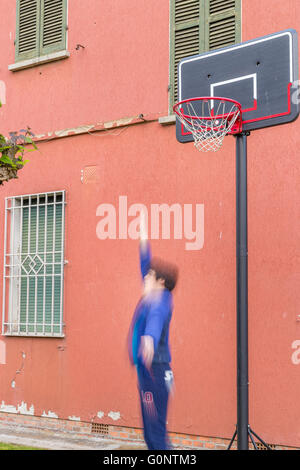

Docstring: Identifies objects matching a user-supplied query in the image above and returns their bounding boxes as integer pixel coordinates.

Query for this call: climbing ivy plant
[0,126,37,185]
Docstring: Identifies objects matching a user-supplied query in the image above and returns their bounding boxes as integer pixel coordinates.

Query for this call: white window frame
[2,190,66,337]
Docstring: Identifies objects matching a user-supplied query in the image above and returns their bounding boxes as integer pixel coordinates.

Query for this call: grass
[0,442,45,450]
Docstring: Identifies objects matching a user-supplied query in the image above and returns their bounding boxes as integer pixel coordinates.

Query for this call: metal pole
[236,132,249,450]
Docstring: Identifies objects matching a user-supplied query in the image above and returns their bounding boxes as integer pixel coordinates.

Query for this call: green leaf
[25,136,38,150]
[16,160,28,167]
[0,155,14,165]
[0,146,12,151]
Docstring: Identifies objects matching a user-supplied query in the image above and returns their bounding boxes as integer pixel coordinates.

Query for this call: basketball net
[174,97,242,152]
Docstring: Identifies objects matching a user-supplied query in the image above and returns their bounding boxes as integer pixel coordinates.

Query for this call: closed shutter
[207,0,241,51]
[15,0,67,63]
[15,0,40,61]
[170,0,241,111]
[20,195,64,335]
[40,0,67,56]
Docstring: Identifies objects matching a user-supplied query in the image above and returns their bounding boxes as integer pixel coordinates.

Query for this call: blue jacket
[128,243,173,366]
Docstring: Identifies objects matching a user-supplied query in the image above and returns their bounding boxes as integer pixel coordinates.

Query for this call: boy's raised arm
[139,209,151,278]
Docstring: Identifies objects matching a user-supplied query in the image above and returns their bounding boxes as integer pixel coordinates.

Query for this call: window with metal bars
[2,191,66,337]
[15,0,68,63]
[169,0,241,111]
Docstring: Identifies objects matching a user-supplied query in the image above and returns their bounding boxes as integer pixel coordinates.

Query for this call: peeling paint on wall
[18,402,34,415]
[33,113,159,144]
[0,402,17,413]
[97,411,104,419]
[108,411,121,421]
[54,124,94,138]
[103,116,135,129]
[0,401,34,415]
[68,416,81,421]
[42,410,58,418]
[11,351,26,388]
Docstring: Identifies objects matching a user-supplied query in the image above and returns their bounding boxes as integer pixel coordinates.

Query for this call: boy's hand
[140,335,154,369]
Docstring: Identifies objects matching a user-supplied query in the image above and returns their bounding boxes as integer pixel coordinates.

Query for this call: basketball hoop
[173,97,242,152]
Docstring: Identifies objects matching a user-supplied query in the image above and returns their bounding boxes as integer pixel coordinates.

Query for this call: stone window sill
[158,114,176,126]
[8,50,70,72]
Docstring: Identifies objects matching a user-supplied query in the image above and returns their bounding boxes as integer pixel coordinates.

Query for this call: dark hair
[150,257,178,292]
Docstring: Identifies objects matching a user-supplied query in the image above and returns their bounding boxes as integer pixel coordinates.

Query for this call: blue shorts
[137,363,173,450]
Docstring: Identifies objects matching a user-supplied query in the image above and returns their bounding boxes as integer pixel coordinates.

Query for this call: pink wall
[0,0,299,447]
[0,0,170,136]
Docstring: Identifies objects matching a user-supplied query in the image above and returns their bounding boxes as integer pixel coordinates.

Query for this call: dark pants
[137,363,173,450]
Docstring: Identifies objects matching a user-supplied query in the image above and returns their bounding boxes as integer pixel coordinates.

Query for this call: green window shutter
[206,0,241,51]
[169,0,241,111]
[15,0,40,62]
[15,0,67,63]
[40,0,67,56]
[170,0,201,110]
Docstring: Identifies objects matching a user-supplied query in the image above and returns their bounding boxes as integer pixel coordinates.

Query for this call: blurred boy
[128,211,178,450]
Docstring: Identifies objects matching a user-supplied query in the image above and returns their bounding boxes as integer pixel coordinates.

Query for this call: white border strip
[210,74,257,100]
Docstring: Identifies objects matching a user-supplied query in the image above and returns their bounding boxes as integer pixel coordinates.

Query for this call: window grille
[2,191,66,337]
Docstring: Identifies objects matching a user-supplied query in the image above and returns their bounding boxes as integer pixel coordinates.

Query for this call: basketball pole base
[227,132,272,451]
[227,425,273,450]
